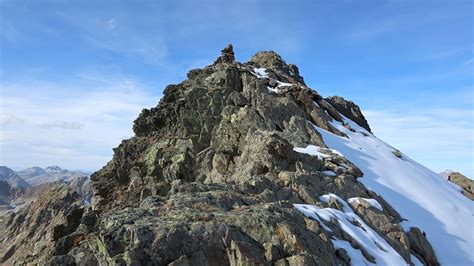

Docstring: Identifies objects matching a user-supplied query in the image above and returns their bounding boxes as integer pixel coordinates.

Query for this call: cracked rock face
[0,46,438,265]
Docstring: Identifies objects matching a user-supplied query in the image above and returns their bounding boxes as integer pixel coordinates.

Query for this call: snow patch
[252,67,269,79]
[293,145,330,159]
[292,204,332,232]
[266,80,294,94]
[294,194,407,265]
[348,197,383,211]
[266,86,277,93]
[322,170,337,177]
[276,80,293,88]
[332,239,371,265]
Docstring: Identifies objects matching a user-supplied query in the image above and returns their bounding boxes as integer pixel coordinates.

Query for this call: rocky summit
[0,46,472,265]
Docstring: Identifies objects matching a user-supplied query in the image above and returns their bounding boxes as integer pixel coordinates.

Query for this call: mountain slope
[0,46,470,265]
[0,181,14,209]
[0,166,30,188]
[308,114,474,264]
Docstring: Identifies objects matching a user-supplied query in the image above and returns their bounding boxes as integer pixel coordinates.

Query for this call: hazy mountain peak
[45,165,62,172]
[17,166,88,186]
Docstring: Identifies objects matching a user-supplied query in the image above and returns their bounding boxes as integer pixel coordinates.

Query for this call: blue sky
[0,0,473,177]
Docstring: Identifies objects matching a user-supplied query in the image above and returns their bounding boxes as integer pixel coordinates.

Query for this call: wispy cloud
[365,107,474,178]
[39,120,85,130]
[53,10,168,66]
[345,1,471,43]
[0,114,23,125]
[464,57,474,65]
[421,46,470,61]
[106,18,117,31]
[348,18,400,41]
[0,70,160,171]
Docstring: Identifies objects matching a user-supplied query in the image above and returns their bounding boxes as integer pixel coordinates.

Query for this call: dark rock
[325,96,372,132]
[316,99,343,122]
[214,44,235,64]
[187,68,202,79]
[392,150,403,158]
[46,255,76,266]
[406,227,439,265]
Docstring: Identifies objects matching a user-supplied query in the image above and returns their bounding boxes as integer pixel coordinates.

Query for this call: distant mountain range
[0,165,89,188]
[0,166,92,213]
[17,166,88,186]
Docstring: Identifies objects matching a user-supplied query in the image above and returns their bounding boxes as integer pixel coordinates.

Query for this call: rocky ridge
[0,46,439,265]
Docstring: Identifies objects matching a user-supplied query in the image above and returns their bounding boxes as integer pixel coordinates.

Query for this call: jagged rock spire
[214,44,235,64]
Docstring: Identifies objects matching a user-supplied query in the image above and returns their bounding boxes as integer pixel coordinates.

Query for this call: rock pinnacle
[214,44,235,64]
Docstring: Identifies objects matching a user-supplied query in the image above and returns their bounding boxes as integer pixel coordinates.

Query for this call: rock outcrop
[446,172,474,200]
[324,96,371,132]
[406,227,439,265]
[0,46,438,265]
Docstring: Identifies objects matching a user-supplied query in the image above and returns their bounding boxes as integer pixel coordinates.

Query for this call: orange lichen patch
[72,234,86,247]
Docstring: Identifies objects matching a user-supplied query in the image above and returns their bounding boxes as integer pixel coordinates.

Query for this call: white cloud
[0,114,23,125]
[365,108,474,178]
[39,120,84,130]
[0,72,161,171]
